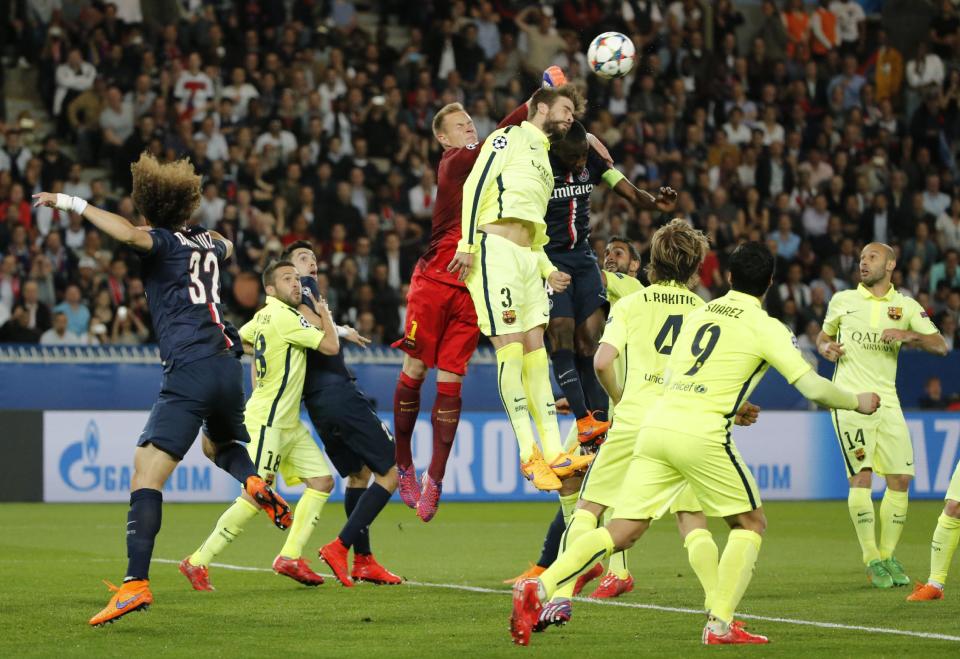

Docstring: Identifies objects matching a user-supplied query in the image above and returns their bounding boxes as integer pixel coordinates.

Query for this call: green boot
[866,559,894,588]
[882,557,910,586]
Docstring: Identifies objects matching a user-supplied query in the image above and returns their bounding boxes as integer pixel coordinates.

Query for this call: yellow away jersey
[458,121,554,253]
[239,296,325,428]
[604,270,644,306]
[822,284,938,405]
[600,282,703,424]
[643,289,812,440]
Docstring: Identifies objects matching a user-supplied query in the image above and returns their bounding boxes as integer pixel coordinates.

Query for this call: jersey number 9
[188,251,221,304]
[684,322,721,376]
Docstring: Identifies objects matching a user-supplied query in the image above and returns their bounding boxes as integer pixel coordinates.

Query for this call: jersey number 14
[188,251,221,304]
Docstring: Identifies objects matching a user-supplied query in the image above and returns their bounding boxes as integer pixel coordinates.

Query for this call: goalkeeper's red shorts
[392,270,479,376]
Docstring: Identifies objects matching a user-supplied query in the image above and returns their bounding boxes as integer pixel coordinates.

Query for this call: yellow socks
[711,529,762,624]
[279,488,330,559]
[878,488,908,560]
[929,513,960,586]
[540,527,615,601]
[559,493,580,524]
[496,342,537,462]
[608,548,630,580]
[552,509,598,600]
[190,496,260,567]
[848,487,881,564]
[684,528,719,611]
[522,347,563,461]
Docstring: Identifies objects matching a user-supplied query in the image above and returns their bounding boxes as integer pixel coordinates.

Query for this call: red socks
[393,372,422,469]
[428,381,462,482]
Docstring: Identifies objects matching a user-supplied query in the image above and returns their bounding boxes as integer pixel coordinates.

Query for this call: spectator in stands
[54,48,97,135]
[779,262,812,309]
[811,0,839,60]
[53,284,90,337]
[904,220,941,272]
[19,280,51,335]
[906,41,945,118]
[930,249,960,294]
[870,28,903,103]
[919,375,950,409]
[810,262,848,303]
[40,311,84,345]
[830,0,865,55]
[922,173,952,217]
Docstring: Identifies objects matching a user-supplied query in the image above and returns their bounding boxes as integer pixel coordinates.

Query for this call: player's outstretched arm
[612,181,678,213]
[33,192,154,252]
[880,328,949,356]
[593,343,623,404]
[793,370,880,415]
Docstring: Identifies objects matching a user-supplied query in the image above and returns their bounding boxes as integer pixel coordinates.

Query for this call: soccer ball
[586,32,635,79]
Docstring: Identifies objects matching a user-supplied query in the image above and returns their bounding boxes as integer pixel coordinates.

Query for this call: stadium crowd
[0,0,959,357]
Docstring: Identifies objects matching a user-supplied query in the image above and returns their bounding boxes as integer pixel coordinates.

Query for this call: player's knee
[610,520,648,551]
[346,467,372,488]
[573,332,598,357]
[403,356,428,381]
[375,466,399,492]
[547,320,575,352]
[304,475,335,493]
[887,475,912,492]
[945,499,960,518]
[676,511,707,537]
[201,435,217,461]
[849,469,873,488]
[559,478,582,496]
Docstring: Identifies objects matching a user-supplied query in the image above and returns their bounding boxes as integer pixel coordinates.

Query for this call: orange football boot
[245,475,293,530]
[89,579,153,627]
[504,563,547,585]
[907,582,944,601]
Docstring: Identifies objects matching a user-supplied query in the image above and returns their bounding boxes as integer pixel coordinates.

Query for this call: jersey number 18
[188,251,221,304]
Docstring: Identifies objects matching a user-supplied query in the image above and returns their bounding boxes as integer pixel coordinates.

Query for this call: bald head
[860,242,896,287]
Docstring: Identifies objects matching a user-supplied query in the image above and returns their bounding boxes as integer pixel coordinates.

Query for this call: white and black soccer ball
[587,32,636,79]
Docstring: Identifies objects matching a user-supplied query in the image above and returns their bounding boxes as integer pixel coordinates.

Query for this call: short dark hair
[551,120,588,166]
[262,259,295,289]
[281,240,314,260]
[729,242,776,297]
[606,235,641,262]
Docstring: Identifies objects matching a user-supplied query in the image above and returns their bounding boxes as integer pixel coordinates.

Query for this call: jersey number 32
[187,251,221,304]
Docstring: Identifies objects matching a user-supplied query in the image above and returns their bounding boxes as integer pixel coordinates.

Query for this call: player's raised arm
[612,181,678,213]
[207,229,234,261]
[33,192,154,252]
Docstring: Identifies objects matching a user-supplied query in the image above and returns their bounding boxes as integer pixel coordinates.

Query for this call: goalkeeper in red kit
[391,67,579,522]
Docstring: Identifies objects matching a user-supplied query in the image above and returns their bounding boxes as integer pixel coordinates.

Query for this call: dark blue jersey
[545,149,610,254]
[300,276,353,392]
[140,226,242,371]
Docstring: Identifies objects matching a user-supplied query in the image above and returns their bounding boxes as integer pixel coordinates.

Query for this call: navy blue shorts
[139,352,250,460]
[304,383,396,478]
[547,249,606,325]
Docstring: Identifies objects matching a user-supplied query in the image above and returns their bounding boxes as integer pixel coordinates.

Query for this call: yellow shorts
[612,427,760,520]
[832,405,914,478]
[465,232,549,337]
[946,461,960,503]
[246,421,331,488]
[668,483,703,515]
[580,421,640,509]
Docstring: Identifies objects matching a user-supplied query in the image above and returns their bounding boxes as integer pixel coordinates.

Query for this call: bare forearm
[596,365,621,405]
[915,331,949,355]
[83,204,153,251]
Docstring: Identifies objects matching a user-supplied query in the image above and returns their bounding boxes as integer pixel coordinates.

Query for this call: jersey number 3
[188,251,221,304]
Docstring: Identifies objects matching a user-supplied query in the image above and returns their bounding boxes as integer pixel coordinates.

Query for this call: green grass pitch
[1,500,958,657]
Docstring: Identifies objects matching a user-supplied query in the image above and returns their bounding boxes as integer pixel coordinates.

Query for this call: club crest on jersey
[887,306,903,320]
[854,448,866,461]
[492,135,508,150]
[502,309,517,325]
[578,168,590,182]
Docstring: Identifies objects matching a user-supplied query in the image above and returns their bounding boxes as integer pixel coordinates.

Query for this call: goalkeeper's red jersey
[415,103,529,288]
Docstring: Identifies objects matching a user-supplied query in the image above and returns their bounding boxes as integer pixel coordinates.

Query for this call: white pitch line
[153,558,960,643]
